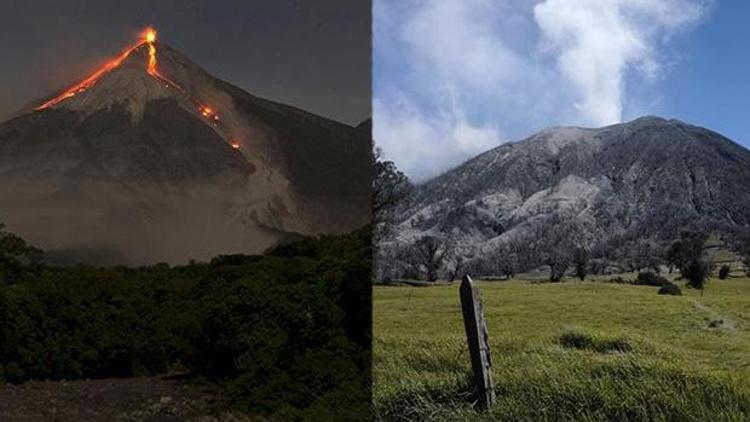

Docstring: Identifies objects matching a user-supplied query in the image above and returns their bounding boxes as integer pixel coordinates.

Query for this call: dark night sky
[0,0,371,125]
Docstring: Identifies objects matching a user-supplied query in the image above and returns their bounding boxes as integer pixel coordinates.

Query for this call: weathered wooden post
[459,274,495,409]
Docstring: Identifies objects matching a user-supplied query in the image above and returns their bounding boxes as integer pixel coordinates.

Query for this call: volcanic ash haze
[0,28,371,265]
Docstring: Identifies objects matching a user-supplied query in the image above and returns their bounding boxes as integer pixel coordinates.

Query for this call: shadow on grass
[558,329,634,353]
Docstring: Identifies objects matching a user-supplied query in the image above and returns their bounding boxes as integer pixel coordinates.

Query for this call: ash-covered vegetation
[376,162,748,285]
[0,224,371,421]
[378,200,750,292]
[373,117,750,287]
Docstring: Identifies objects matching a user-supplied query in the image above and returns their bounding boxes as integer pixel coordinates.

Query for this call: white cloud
[374,95,499,182]
[534,0,711,126]
[401,0,526,92]
[374,0,712,180]
[374,0,530,180]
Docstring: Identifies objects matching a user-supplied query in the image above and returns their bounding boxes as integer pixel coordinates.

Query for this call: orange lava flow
[35,41,143,110]
[144,28,186,93]
[147,42,157,76]
[141,29,219,125]
[36,26,224,136]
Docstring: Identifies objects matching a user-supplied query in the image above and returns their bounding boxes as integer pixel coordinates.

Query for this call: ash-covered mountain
[0,33,370,265]
[393,116,750,258]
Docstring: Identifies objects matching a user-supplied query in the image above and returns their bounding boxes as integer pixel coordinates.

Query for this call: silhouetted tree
[667,231,712,295]
[412,236,452,281]
[496,242,519,279]
[447,254,465,282]
[548,249,569,282]
[538,214,586,282]
[718,264,730,280]
[373,148,413,242]
[628,238,663,273]
[0,223,43,284]
[572,246,590,281]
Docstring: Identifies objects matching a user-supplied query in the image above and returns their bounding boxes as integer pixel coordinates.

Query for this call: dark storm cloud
[0,0,371,125]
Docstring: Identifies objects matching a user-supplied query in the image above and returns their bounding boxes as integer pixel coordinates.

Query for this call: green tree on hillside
[667,231,712,296]
[0,223,43,284]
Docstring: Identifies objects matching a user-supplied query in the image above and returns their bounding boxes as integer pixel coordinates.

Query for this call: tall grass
[374,279,750,421]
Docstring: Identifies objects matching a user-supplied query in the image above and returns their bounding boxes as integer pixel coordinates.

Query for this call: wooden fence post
[459,274,496,409]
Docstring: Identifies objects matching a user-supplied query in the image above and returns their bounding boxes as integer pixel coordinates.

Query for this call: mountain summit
[0,28,370,265]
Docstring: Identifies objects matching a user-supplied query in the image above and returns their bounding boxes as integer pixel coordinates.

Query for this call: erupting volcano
[37,28,223,139]
[36,28,157,111]
[0,28,371,265]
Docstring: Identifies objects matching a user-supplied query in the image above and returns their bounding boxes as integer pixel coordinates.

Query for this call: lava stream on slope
[36,27,223,131]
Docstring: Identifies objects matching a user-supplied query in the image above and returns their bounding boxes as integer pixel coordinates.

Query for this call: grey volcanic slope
[0,41,370,265]
[0,100,253,183]
[396,116,750,246]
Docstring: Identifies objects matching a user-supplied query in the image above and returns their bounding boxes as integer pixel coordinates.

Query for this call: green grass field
[374,277,750,421]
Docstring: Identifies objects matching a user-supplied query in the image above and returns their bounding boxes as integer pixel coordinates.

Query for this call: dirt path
[692,299,737,332]
[0,376,254,422]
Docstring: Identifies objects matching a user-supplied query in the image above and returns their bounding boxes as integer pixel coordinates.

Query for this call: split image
[0,1,749,421]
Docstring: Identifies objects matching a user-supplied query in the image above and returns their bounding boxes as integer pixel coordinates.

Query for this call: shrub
[572,247,590,281]
[667,231,711,291]
[635,272,670,287]
[684,260,713,290]
[718,264,730,280]
[658,283,682,296]
[708,319,724,328]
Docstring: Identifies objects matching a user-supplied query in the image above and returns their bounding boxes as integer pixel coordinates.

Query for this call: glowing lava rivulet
[35,27,224,133]
[35,38,144,110]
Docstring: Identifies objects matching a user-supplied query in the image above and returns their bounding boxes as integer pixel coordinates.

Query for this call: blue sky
[660,1,749,146]
[374,0,748,181]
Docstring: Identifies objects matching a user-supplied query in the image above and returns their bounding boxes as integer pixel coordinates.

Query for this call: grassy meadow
[374,277,750,421]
